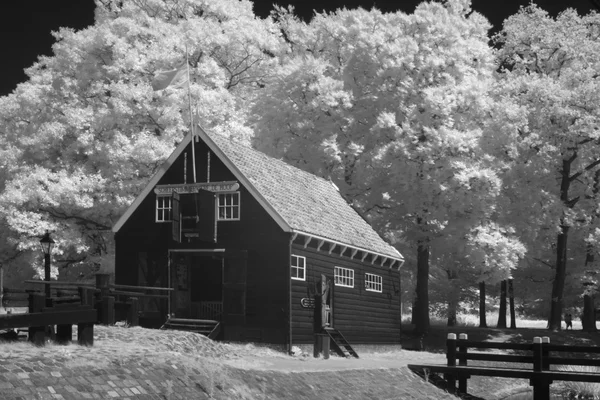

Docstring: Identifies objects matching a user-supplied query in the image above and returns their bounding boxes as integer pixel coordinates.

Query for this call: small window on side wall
[217,192,240,221]
[334,266,354,288]
[156,195,172,222]
[365,273,383,293]
[291,255,306,281]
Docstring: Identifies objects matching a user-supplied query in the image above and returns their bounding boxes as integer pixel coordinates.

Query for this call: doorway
[169,251,224,320]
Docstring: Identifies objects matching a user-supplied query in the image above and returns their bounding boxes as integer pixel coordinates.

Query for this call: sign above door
[154,181,240,195]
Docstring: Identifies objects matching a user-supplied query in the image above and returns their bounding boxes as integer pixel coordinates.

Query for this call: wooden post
[56,324,72,344]
[28,292,46,313]
[446,333,457,394]
[77,323,94,346]
[542,336,550,370]
[531,336,550,400]
[458,333,468,394]
[95,273,110,298]
[128,297,139,327]
[99,296,115,325]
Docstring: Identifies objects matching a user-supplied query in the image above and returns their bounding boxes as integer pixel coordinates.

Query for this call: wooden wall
[115,138,290,345]
[291,243,401,345]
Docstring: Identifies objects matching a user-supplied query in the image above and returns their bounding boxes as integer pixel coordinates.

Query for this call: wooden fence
[408,333,600,400]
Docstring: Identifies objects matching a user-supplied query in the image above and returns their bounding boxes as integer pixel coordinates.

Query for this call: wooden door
[222,250,247,328]
[169,253,190,318]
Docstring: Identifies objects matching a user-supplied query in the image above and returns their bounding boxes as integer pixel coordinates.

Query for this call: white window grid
[291,255,306,281]
[217,192,240,221]
[156,195,172,222]
[334,266,354,288]
[365,273,383,293]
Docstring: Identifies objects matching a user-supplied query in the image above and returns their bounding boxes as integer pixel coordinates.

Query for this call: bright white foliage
[253,0,523,282]
[0,0,280,275]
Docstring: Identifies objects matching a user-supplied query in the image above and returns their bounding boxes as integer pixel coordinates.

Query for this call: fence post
[128,297,139,327]
[95,273,110,298]
[446,333,457,394]
[458,333,468,394]
[531,336,550,400]
[28,292,46,313]
[542,336,550,370]
[99,296,115,325]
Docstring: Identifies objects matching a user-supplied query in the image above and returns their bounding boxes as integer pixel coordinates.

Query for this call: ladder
[324,328,359,358]
[161,317,221,340]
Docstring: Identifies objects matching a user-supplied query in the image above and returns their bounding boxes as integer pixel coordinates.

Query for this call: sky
[0,0,597,97]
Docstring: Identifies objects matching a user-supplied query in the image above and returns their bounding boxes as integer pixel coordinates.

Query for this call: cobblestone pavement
[0,326,457,400]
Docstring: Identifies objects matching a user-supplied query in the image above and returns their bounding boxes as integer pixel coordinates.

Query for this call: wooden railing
[198,301,222,320]
[408,333,600,400]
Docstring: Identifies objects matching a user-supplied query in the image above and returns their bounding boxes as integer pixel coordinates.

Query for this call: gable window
[291,255,306,281]
[334,266,354,288]
[217,192,240,221]
[365,273,383,293]
[156,195,172,222]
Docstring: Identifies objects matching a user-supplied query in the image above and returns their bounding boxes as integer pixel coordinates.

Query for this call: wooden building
[112,128,404,348]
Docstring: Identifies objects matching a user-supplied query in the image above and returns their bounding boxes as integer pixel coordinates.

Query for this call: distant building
[112,128,404,349]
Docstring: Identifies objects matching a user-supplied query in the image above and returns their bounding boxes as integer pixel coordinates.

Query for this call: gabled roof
[113,128,403,262]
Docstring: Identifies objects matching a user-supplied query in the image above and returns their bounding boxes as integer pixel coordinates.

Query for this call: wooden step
[324,328,359,358]
[161,318,220,339]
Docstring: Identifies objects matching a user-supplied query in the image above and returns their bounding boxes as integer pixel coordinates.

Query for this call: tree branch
[40,207,111,231]
[569,158,600,183]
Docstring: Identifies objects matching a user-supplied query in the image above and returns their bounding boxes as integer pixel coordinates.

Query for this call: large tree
[495,5,600,330]
[0,0,280,275]
[253,0,512,334]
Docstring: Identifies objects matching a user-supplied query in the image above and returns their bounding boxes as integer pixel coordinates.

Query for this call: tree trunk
[413,241,430,335]
[447,296,458,327]
[548,157,576,331]
[479,281,487,328]
[582,294,596,332]
[411,296,417,325]
[582,169,599,332]
[508,279,516,329]
[497,280,507,328]
[548,224,569,331]
[446,270,459,327]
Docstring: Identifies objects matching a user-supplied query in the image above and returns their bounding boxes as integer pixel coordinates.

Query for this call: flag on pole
[152,62,189,91]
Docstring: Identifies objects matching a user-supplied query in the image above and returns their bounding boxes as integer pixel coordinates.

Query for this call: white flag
[152,62,188,91]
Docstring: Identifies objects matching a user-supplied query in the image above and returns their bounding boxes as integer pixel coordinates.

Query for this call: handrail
[24,280,96,288]
[110,284,173,291]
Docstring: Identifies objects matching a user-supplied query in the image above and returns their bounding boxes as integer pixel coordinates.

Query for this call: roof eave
[291,229,405,269]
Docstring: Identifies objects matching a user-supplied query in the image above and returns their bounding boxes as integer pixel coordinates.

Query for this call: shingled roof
[204,131,402,261]
[113,129,403,262]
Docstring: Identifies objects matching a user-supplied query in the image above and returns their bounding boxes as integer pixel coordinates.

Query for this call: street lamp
[39,231,55,299]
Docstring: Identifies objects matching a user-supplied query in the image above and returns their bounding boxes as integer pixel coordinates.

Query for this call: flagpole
[185,42,197,183]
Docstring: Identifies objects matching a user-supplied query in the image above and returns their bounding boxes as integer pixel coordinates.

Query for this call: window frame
[364,272,383,293]
[334,266,354,288]
[156,195,172,222]
[290,255,306,281]
[217,192,241,221]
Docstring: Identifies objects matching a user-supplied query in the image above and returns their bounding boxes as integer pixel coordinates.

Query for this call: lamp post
[39,231,55,299]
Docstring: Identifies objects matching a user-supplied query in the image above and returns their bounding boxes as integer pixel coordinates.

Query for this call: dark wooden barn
[112,128,404,350]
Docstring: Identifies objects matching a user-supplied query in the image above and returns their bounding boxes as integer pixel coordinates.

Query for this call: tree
[253,0,512,334]
[495,5,600,330]
[0,0,280,275]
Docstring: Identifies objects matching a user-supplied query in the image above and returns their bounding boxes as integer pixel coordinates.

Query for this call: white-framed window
[217,192,240,221]
[365,273,383,293]
[156,195,172,222]
[291,255,306,281]
[334,266,354,288]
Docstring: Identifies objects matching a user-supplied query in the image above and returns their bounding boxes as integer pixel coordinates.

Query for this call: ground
[0,325,456,400]
[1,321,599,399]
